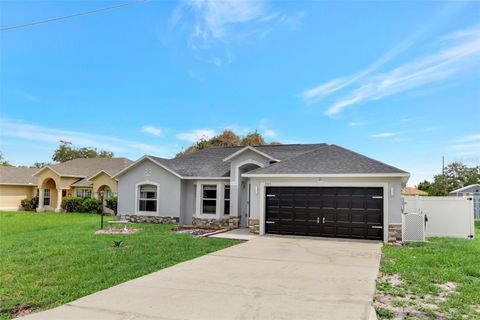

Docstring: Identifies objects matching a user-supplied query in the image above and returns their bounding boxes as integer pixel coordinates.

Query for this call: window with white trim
[139,184,157,212]
[75,188,92,198]
[44,189,50,206]
[224,185,230,215]
[202,185,217,214]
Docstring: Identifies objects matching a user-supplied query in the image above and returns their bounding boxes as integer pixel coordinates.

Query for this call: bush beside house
[62,197,102,213]
[20,196,39,211]
[105,196,117,214]
[82,198,102,214]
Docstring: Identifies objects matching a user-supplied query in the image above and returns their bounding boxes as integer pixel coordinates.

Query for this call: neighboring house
[402,187,428,196]
[0,166,37,210]
[34,157,133,212]
[114,144,410,242]
[450,184,480,219]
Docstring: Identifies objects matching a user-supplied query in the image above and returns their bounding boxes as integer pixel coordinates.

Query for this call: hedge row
[20,195,118,214]
[62,197,102,213]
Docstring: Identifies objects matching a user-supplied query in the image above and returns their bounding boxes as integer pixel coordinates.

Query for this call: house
[114,144,410,242]
[402,187,428,196]
[450,184,480,219]
[34,158,133,212]
[0,166,37,210]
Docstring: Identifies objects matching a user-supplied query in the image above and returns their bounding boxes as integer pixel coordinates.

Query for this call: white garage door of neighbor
[403,196,475,239]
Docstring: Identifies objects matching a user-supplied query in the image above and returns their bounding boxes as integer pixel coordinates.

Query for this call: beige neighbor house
[0,158,133,212]
[0,166,37,210]
[34,158,133,212]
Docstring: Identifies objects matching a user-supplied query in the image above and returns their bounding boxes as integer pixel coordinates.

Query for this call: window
[139,184,157,212]
[202,185,217,214]
[75,188,92,198]
[44,189,50,206]
[224,185,230,215]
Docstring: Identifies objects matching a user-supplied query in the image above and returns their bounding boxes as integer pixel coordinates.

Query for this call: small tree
[417,180,431,193]
[0,152,11,166]
[32,161,51,168]
[429,174,449,196]
[52,141,114,163]
[241,131,266,146]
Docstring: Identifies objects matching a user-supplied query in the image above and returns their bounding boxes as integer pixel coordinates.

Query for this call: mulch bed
[95,228,141,235]
[171,226,227,237]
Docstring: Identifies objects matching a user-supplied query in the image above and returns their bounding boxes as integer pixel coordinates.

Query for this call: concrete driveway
[22,236,381,320]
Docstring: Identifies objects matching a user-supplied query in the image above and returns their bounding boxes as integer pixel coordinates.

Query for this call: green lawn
[0,211,238,319]
[375,221,480,319]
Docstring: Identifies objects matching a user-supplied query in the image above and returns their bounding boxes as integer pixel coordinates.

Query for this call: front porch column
[37,188,45,212]
[55,189,63,212]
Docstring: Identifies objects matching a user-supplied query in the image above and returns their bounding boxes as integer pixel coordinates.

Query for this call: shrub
[21,196,39,211]
[82,198,102,214]
[62,197,84,212]
[105,196,117,214]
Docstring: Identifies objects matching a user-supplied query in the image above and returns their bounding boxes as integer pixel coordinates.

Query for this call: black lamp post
[100,190,104,230]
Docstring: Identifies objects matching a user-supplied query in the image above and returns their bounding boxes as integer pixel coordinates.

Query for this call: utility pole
[442,156,445,175]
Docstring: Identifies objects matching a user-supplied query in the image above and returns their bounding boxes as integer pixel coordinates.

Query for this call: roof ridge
[245,144,331,174]
[330,145,408,173]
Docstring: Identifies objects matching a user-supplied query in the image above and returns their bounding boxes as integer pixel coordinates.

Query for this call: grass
[376,220,480,319]
[0,211,239,319]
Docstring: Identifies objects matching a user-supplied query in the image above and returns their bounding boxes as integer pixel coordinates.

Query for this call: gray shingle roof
[245,145,408,175]
[149,144,327,177]
[46,158,133,178]
[0,166,37,185]
[36,158,133,187]
[145,143,407,177]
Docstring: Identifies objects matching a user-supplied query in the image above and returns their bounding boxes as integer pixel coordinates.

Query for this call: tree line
[0,129,278,167]
[418,162,480,196]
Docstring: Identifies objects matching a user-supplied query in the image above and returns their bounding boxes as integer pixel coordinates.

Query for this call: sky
[0,0,479,186]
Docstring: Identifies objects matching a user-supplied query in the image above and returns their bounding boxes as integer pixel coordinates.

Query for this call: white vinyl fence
[403,196,475,239]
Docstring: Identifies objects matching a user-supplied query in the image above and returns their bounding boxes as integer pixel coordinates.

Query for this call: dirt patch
[10,304,33,318]
[374,273,457,319]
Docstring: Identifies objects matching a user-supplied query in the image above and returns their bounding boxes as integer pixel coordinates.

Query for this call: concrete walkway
[22,236,382,320]
[209,228,258,240]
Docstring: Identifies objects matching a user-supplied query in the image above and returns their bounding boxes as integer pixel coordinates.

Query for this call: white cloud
[324,26,480,115]
[424,127,440,132]
[348,121,367,127]
[264,129,276,138]
[301,11,444,103]
[140,125,163,137]
[176,129,216,142]
[172,0,304,66]
[457,133,480,143]
[450,134,480,155]
[301,24,480,115]
[173,0,269,42]
[450,134,480,152]
[0,118,174,156]
[370,132,399,138]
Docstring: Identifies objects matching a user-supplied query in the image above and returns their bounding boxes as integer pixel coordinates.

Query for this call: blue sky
[1,0,479,185]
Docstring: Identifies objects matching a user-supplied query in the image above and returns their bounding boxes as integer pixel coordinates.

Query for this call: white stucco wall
[117,159,182,217]
[227,150,272,222]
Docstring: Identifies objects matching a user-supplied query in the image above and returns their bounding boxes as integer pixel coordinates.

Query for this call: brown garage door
[265,187,384,240]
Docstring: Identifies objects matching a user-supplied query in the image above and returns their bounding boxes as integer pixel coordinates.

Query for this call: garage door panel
[366,199,382,210]
[265,187,383,240]
[336,212,350,223]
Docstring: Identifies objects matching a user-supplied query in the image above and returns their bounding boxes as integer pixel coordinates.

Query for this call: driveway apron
[21,236,382,320]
